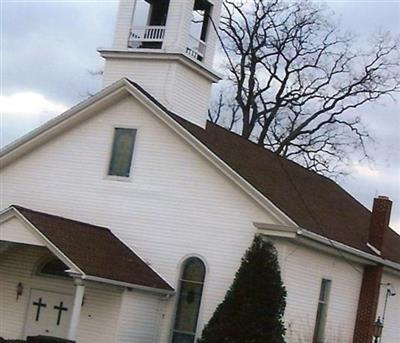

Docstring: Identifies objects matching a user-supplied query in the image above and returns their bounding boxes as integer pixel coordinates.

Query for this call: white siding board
[377,271,400,343]
[112,0,136,49]
[1,96,277,341]
[171,63,211,125]
[102,58,211,127]
[103,59,175,100]
[163,0,192,53]
[273,240,363,343]
[116,289,165,343]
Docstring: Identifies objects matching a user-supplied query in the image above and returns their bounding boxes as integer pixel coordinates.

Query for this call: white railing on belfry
[128,26,166,48]
[186,35,207,60]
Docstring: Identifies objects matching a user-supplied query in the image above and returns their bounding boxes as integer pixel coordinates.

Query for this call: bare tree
[209,0,400,175]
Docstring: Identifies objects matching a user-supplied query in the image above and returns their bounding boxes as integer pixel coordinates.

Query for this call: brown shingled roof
[127,79,400,265]
[12,205,173,292]
[180,120,400,265]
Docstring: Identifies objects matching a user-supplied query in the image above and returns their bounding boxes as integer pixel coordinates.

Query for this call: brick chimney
[353,195,392,343]
[353,265,383,343]
[368,195,392,254]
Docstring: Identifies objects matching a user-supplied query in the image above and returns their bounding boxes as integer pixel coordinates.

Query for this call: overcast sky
[1,0,400,233]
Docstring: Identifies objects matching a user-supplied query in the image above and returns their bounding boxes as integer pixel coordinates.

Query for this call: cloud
[1,92,67,116]
[1,92,67,147]
[343,160,400,234]
[352,163,379,178]
[391,219,400,233]
[3,1,117,104]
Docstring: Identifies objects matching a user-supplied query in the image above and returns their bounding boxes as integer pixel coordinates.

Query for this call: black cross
[53,301,68,326]
[32,297,47,321]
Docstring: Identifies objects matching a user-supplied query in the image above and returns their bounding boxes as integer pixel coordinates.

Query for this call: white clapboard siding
[102,59,175,99]
[171,62,212,125]
[162,0,191,53]
[1,95,278,342]
[0,244,122,342]
[112,0,136,50]
[273,240,363,343]
[377,271,400,343]
[115,289,165,343]
[0,216,44,247]
[102,58,212,127]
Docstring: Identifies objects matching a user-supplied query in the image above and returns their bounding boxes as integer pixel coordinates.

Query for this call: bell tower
[99,0,222,127]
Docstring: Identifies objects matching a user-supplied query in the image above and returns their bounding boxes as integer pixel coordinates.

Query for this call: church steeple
[99,0,222,127]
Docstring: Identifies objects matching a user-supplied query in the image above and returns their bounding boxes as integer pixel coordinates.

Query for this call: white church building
[1,0,399,342]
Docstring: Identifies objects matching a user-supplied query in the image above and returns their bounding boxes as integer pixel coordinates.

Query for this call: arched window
[38,258,69,278]
[172,257,206,343]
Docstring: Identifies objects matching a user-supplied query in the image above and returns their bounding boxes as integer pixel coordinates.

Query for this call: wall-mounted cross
[54,301,68,326]
[32,297,47,321]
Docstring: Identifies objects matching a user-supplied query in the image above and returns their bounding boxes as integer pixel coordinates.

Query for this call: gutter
[83,275,175,296]
[255,222,400,273]
[296,228,400,272]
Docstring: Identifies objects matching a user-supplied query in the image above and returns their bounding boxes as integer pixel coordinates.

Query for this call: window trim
[36,256,70,279]
[312,278,332,343]
[170,255,209,343]
[104,125,139,182]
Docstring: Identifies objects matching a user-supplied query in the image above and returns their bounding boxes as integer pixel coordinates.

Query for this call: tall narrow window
[108,128,137,178]
[313,279,332,343]
[172,257,206,343]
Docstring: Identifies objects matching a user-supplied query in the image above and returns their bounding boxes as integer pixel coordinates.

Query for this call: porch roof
[7,205,174,293]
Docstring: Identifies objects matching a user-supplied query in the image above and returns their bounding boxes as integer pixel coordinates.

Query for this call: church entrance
[24,289,73,339]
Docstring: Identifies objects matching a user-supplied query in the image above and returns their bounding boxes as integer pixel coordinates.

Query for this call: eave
[255,222,400,275]
[98,49,222,83]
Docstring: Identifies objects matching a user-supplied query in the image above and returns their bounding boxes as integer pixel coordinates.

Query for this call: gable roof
[173,120,400,265]
[124,80,400,266]
[1,77,399,267]
[9,205,174,293]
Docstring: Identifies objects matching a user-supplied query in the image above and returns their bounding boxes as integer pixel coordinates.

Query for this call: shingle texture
[13,205,173,291]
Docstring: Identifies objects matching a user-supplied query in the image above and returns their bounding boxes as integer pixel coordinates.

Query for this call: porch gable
[0,205,174,294]
[1,215,44,247]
